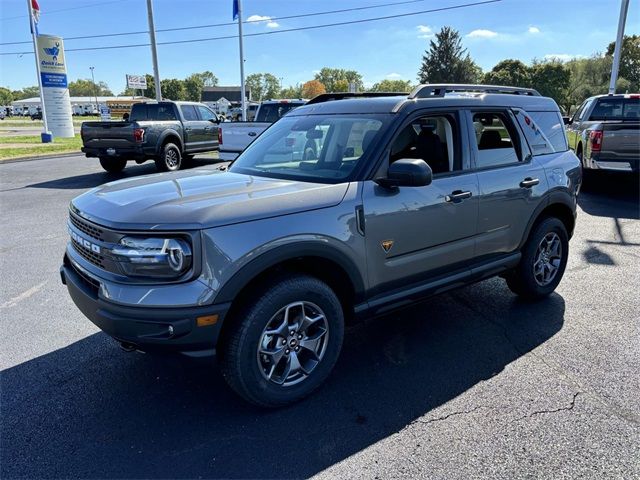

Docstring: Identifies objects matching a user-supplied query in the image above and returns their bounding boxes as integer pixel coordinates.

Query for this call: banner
[126,74,147,90]
[36,34,74,137]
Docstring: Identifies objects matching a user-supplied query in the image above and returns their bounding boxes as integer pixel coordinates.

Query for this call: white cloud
[528,26,540,34]
[417,25,433,38]
[386,73,402,79]
[467,29,499,38]
[543,53,584,62]
[247,15,279,28]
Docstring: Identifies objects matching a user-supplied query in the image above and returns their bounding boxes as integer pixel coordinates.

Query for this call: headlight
[112,236,192,278]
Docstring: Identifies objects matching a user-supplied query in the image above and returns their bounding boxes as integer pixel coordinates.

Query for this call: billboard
[126,74,148,90]
[36,34,74,137]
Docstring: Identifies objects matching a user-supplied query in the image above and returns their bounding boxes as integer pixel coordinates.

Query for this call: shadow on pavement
[24,157,225,191]
[578,171,639,220]
[1,279,565,479]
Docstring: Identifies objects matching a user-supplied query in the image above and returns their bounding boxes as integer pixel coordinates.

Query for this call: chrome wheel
[533,232,562,286]
[257,301,329,387]
[165,148,179,169]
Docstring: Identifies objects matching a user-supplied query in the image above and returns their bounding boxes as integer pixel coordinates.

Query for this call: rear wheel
[220,275,344,408]
[155,142,182,172]
[506,217,569,299]
[99,157,126,173]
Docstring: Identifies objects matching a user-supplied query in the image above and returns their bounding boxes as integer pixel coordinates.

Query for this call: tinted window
[589,98,640,121]
[197,105,217,121]
[180,105,199,121]
[230,114,390,183]
[472,112,520,167]
[147,104,177,121]
[517,110,567,153]
[129,103,147,121]
[255,103,304,123]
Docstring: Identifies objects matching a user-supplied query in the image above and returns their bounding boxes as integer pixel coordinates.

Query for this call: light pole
[89,66,99,115]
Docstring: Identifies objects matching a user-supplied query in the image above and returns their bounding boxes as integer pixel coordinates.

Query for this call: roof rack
[306,92,409,105]
[409,84,540,98]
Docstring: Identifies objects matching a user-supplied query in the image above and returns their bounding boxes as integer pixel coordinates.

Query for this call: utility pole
[89,66,99,114]
[146,0,162,101]
[235,0,247,120]
[609,0,629,94]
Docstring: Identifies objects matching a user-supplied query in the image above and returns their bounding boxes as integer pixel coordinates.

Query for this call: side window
[527,111,567,152]
[180,105,198,121]
[513,109,558,155]
[389,113,460,175]
[471,111,521,168]
[578,99,594,121]
[197,105,217,121]
[147,104,177,121]
[571,100,587,122]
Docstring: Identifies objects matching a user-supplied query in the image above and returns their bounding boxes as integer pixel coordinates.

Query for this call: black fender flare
[519,189,576,249]
[214,242,366,305]
[155,130,183,155]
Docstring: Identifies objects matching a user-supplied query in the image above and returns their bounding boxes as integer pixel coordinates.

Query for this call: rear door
[470,109,547,258]
[363,110,479,296]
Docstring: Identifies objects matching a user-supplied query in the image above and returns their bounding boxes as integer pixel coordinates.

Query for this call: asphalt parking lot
[1,155,638,479]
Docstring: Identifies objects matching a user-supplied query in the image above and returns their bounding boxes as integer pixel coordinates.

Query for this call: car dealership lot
[1,156,638,479]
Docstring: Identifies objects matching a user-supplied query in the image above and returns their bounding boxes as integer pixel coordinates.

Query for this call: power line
[0,0,500,56]
[0,0,129,22]
[1,0,473,46]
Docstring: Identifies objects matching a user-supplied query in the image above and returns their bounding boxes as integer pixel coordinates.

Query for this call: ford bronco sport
[61,84,581,407]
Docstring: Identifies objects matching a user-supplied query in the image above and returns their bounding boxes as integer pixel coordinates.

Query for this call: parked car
[218,99,307,161]
[81,101,221,173]
[566,93,639,173]
[61,84,581,407]
[30,111,42,121]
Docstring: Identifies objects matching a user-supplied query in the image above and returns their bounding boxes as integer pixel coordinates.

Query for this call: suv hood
[72,170,349,230]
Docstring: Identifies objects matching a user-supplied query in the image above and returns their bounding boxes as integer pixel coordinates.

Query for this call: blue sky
[1,0,638,93]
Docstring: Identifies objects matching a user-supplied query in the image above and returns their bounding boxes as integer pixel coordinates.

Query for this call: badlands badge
[381,240,394,253]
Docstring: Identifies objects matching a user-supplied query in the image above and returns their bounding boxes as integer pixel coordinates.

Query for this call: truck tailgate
[601,122,640,160]
[81,121,137,149]
[219,122,270,155]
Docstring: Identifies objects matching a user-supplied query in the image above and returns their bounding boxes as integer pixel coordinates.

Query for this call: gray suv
[60,84,581,407]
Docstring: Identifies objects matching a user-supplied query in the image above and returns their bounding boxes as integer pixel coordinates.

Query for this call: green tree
[160,78,185,100]
[11,86,40,100]
[563,55,611,113]
[68,78,113,96]
[606,34,639,91]
[370,79,413,92]
[279,84,303,98]
[246,73,280,101]
[0,87,13,105]
[529,60,570,107]
[314,68,364,92]
[142,74,156,99]
[184,73,204,101]
[417,26,481,84]
[483,59,531,87]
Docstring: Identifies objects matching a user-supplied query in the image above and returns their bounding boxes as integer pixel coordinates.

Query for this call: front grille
[69,213,104,241]
[71,237,106,269]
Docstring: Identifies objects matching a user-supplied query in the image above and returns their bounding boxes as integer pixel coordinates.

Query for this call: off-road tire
[220,274,344,408]
[99,157,126,173]
[506,217,569,299]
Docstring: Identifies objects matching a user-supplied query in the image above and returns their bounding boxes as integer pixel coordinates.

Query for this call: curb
[0,151,82,165]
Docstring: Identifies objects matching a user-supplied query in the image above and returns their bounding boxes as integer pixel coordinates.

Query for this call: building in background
[201,86,251,114]
[11,96,147,117]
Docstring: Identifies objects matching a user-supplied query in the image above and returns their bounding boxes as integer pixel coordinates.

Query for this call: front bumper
[60,257,230,353]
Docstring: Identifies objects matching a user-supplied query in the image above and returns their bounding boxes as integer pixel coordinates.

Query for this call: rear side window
[180,105,198,121]
[471,111,521,168]
[513,109,557,155]
[528,111,567,152]
[589,97,640,121]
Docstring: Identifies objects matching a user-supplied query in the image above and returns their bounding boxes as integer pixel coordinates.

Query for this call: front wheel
[99,157,126,173]
[220,275,344,408]
[155,142,182,172]
[506,217,569,299]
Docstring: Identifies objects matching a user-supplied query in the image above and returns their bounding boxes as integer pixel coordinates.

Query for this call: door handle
[445,190,472,203]
[248,131,257,137]
[520,177,540,188]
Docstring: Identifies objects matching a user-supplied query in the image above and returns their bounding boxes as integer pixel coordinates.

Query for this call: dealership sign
[36,34,74,137]
[126,74,148,90]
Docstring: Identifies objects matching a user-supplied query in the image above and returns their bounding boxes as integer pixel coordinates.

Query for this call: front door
[363,111,479,296]
[196,105,219,150]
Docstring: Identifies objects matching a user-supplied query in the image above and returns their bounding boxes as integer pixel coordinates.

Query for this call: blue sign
[41,72,68,88]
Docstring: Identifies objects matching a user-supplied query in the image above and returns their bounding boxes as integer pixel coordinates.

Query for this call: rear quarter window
[513,109,566,155]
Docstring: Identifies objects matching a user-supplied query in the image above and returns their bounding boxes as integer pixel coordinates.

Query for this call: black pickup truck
[81,101,221,173]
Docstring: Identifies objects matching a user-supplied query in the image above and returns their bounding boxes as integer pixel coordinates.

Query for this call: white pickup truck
[218,99,307,161]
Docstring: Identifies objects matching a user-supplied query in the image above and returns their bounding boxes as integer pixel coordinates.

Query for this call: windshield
[589,98,639,121]
[229,114,391,183]
[255,103,305,123]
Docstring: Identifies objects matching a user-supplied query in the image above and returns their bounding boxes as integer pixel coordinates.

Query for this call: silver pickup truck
[218,99,306,161]
[566,93,639,173]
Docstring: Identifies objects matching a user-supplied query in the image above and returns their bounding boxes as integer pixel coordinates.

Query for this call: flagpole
[236,0,247,121]
[27,0,49,136]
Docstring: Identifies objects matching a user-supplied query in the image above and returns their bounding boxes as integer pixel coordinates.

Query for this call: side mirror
[375,158,433,188]
[210,117,220,124]
[562,116,571,125]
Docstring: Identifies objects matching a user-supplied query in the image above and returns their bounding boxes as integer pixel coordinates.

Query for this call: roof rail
[306,92,409,105]
[409,84,540,98]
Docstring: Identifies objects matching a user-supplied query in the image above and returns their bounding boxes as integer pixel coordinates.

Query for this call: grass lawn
[0,134,82,161]
[0,116,100,127]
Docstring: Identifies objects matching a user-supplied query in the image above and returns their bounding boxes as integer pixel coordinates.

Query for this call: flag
[232,0,238,20]
[30,0,40,34]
